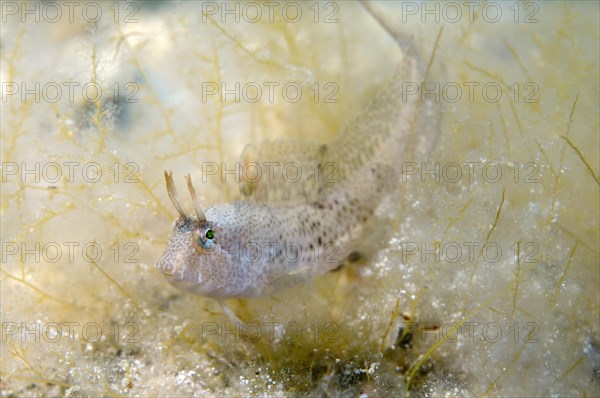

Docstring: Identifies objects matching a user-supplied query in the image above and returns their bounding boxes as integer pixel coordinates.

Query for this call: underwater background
[1,1,599,396]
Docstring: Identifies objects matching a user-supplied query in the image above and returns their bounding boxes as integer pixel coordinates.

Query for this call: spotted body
[157,28,437,300]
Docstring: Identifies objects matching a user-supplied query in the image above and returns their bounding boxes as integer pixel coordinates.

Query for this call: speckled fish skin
[157,53,424,298]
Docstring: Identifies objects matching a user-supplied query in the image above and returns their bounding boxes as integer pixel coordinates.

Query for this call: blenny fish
[157,5,440,316]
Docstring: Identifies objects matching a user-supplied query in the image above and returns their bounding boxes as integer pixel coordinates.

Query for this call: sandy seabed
[1,1,599,397]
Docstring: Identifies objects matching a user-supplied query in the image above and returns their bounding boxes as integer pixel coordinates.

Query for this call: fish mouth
[156,256,175,276]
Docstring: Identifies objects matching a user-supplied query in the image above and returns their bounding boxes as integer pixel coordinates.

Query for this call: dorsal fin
[239,139,330,205]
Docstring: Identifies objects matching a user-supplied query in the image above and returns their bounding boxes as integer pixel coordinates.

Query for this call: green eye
[193,226,216,251]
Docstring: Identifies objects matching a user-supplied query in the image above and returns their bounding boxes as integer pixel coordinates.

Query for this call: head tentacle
[164,170,188,218]
[185,174,207,222]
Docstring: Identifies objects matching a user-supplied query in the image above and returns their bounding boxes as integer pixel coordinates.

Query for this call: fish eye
[194,224,216,251]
